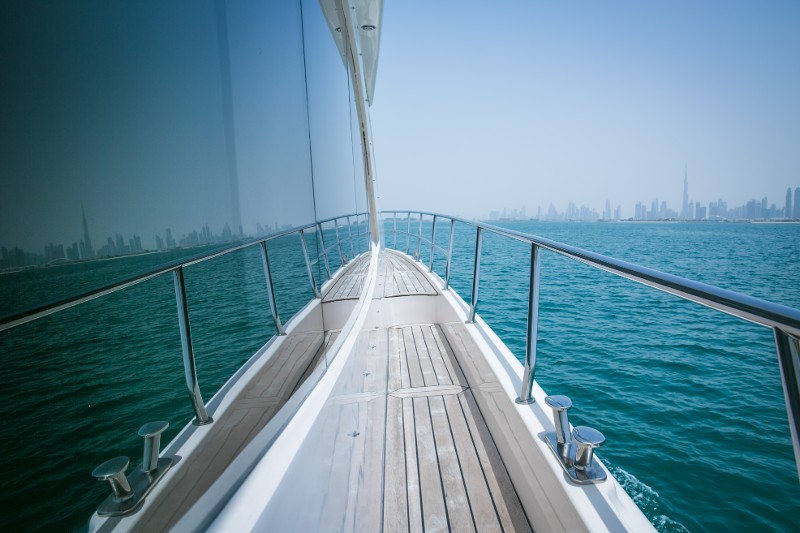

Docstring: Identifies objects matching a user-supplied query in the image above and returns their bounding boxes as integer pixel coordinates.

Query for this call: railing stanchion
[444,218,455,290]
[517,243,541,404]
[467,227,483,323]
[365,212,372,250]
[334,218,344,264]
[260,241,285,336]
[173,267,212,425]
[406,212,411,254]
[358,213,364,253]
[775,328,800,480]
[429,215,437,272]
[393,211,398,250]
[417,213,423,260]
[317,223,332,281]
[299,229,320,298]
[346,215,356,259]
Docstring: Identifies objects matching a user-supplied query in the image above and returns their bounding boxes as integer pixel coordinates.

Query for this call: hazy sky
[369,0,800,219]
[2,1,797,253]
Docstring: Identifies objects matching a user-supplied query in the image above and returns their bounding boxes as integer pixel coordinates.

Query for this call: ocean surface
[1,220,799,531]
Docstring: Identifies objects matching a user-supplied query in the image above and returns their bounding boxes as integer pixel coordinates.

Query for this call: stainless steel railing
[0,212,370,425]
[382,209,800,477]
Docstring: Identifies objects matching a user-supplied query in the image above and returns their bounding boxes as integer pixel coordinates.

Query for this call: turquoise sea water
[1,221,799,531]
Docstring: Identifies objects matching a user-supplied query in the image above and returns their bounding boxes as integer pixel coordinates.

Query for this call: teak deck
[263,323,531,532]
[323,250,438,302]
[130,331,334,532]
[383,324,532,532]
[128,250,530,532]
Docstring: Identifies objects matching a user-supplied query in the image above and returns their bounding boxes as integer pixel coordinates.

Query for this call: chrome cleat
[92,421,174,517]
[543,396,607,484]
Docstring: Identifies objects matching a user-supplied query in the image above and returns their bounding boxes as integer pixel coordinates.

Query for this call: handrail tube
[173,267,212,425]
[0,212,367,333]
[429,215,437,272]
[774,328,800,480]
[381,210,800,337]
[393,211,398,249]
[517,243,541,404]
[391,229,447,258]
[444,218,455,290]
[383,209,800,478]
[259,241,285,336]
[298,229,320,299]
[467,227,483,323]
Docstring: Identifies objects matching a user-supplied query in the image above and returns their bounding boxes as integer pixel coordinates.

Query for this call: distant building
[81,204,95,259]
[695,204,707,220]
[794,187,800,219]
[681,167,690,220]
[67,243,79,261]
[786,187,793,219]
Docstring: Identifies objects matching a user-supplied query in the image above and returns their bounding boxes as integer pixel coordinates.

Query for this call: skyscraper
[786,188,793,219]
[794,187,800,219]
[81,204,95,259]
[681,165,689,220]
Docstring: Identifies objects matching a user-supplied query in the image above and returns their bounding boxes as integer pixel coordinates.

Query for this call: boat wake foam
[605,461,690,533]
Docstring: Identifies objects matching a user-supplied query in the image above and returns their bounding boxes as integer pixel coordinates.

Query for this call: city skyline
[0,205,286,271]
[371,1,800,223]
[487,180,800,222]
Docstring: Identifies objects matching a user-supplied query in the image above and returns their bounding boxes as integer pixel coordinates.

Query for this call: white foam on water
[606,461,690,533]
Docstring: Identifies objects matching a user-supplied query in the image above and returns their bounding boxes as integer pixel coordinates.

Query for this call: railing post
[406,212,411,254]
[393,211,398,250]
[357,213,364,253]
[364,212,372,250]
[467,227,483,323]
[417,213,423,260]
[334,218,345,264]
[260,241,285,336]
[444,218,455,290]
[429,215,437,272]
[317,223,332,281]
[172,267,212,425]
[346,215,356,259]
[517,243,541,404]
[774,327,800,480]
[299,229,320,298]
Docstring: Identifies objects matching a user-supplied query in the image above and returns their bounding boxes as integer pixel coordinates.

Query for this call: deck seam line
[438,325,507,528]
[443,392,479,532]
[427,395,452,530]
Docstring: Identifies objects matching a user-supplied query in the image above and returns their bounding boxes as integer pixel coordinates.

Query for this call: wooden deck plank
[394,271,409,295]
[413,396,449,533]
[444,393,502,532]
[459,390,532,533]
[378,250,438,296]
[403,397,424,533]
[429,395,475,533]
[412,325,439,387]
[422,324,454,386]
[402,326,425,388]
[390,384,466,399]
[322,254,369,302]
[383,395,408,533]
[435,323,476,387]
[387,327,403,393]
